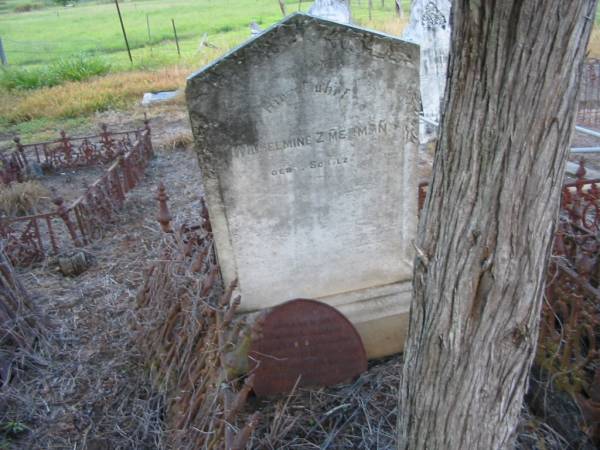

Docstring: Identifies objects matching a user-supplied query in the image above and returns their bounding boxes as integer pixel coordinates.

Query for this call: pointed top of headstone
[187,13,418,86]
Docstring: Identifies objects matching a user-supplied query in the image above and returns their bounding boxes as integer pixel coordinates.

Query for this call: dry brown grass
[161,130,194,151]
[2,15,596,131]
[0,181,51,217]
[588,27,600,58]
[0,67,189,123]
[364,17,409,36]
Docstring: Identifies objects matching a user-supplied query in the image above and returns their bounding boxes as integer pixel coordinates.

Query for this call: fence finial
[576,157,587,180]
[53,196,82,247]
[144,113,150,133]
[156,182,173,233]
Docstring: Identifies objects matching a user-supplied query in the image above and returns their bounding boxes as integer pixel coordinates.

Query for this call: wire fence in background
[578,59,600,129]
[0,0,406,67]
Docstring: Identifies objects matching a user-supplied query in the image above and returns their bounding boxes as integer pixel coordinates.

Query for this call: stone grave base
[241,280,412,360]
[321,281,412,359]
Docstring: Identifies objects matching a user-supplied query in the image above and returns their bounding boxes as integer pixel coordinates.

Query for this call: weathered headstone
[187,13,420,358]
[403,0,451,143]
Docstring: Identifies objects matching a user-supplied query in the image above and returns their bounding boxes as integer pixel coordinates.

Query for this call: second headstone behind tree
[404,0,451,143]
[308,0,352,24]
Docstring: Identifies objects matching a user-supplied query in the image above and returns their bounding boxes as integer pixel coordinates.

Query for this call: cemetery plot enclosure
[0,122,154,266]
[0,125,146,186]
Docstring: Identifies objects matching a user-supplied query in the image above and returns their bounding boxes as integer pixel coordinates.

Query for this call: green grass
[0,53,111,89]
[0,0,407,69]
[0,115,90,141]
[0,0,406,138]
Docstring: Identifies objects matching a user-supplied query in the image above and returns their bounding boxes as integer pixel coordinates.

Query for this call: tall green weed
[0,54,110,90]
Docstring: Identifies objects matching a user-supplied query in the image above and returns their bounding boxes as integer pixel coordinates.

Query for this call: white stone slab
[308,0,352,24]
[404,0,451,143]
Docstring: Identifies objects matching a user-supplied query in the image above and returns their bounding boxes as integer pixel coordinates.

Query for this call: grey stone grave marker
[186,13,420,358]
[404,0,451,143]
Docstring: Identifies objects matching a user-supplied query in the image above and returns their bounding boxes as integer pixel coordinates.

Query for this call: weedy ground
[0,180,50,217]
[1,2,598,447]
[0,102,203,449]
[0,99,588,449]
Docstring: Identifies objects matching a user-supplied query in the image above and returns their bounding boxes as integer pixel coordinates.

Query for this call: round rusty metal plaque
[248,299,367,397]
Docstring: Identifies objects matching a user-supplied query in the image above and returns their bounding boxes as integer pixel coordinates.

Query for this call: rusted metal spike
[111,170,125,207]
[191,245,210,273]
[60,130,73,165]
[576,157,587,180]
[13,136,28,168]
[53,196,82,247]
[224,374,255,422]
[199,266,219,297]
[156,182,173,233]
[230,412,261,450]
[223,295,241,326]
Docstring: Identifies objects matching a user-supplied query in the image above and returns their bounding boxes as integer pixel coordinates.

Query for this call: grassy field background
[0,0,408,69]
[0,0,598,141]
[0,0,411,139]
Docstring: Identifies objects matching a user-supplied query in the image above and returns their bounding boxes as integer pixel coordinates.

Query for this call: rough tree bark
[398,2,598,449]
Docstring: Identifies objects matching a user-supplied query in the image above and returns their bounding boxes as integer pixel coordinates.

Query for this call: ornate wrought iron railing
[0,129,153,266]
[417,159,600,440]
[0,119,150,186]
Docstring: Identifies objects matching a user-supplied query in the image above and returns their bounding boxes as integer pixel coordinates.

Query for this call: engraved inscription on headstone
[249,299,368,396]
[186,13,420,358]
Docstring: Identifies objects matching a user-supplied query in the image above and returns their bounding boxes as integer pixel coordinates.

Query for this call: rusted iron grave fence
[0,128,153,266]
[0,120,149,186]
[145,163,600,447]
[536,160,600,440]
[419,160,600,442]
[578,58,600,130]
[137,189,261,449]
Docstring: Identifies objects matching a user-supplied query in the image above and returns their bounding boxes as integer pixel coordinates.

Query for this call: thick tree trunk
[398,2,597,449]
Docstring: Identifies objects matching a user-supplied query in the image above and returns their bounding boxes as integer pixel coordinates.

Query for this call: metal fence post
[172,19,181,57]
[114,0,133,63]
[146,14,153,55]
[0,37,7,65]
